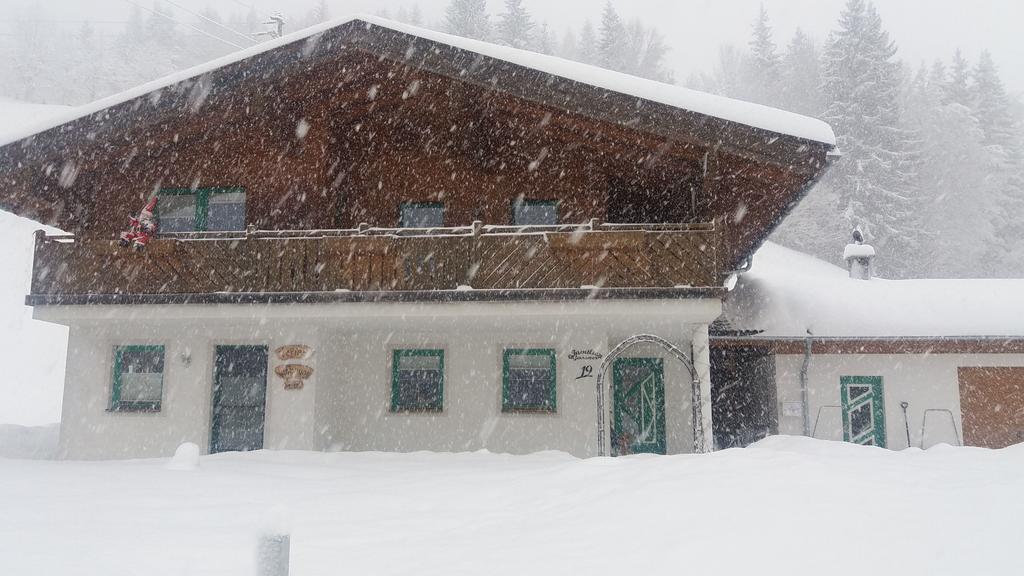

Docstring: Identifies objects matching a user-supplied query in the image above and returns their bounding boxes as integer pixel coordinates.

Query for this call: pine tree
[779,29,823,116]
[577,20,599,65]
[903,63,996,276]
[969,51,1024,274]
[972,51,1017,156]
[314,0,330,24]
[532,22,557,55]
[598,2,628,72]
[746,3,781,105]
[409,4,424,26]
[625,20,672,82]
[443,0,491,41]
[497,0,534,50]
[559,29,579,60]
[945,48,972,106]
[819,0,922,277]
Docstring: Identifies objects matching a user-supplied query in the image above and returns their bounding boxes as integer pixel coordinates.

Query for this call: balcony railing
[28,222,723,304]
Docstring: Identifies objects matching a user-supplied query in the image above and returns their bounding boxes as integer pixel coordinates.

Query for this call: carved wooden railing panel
[30,224,721,299]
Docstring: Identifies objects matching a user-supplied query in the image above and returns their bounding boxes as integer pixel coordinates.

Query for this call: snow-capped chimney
[843,228,875,280]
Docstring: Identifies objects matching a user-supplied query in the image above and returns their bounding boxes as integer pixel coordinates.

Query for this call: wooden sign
[275,345,312,361]
[275,364,314,390]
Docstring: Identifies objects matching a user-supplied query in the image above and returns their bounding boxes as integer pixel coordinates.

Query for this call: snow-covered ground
[0,99,70,426]
[1,437,1022,575]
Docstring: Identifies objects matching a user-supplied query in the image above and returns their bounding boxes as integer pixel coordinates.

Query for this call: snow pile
[0,17,834,149]
[725,242,1024,338]
[166,442,201,471]
[842,243,876,260]
[1,439,1022,575]
[0,423,59,459]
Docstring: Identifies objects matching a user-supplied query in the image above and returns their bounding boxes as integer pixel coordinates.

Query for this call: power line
[0,20,129,25]
[122,0,247,51]
[160,0,258,46]
[230,0,257,12]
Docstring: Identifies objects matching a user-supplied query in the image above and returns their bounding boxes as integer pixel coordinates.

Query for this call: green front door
[841,376,886,447]
[612,358,666,456]
[211,346,268,454]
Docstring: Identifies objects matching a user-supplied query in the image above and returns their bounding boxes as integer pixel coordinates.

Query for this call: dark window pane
[206,191,246,231]
[850,402,873,438]
[504,351,554,411]
[158,195,197,232]
[394,352,443,411]
[401,204,444,228]
[848,385,871,401]
[116,347,164,407]
[121,348,164,374]
[513,202,558,226]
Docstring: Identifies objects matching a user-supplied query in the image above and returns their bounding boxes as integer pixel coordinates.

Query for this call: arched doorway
[596,334,706,456]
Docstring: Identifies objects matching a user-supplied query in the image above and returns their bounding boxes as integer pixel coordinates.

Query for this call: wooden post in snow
[256,533,290,576]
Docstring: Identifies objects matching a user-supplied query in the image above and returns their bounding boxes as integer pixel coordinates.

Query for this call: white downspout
[799,329,813,437]
[691,324,714,452]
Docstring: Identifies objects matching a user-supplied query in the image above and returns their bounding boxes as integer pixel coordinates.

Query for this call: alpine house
[0,17,835,460]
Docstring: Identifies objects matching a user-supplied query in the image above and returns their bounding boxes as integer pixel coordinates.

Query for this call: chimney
[843,228,875,280]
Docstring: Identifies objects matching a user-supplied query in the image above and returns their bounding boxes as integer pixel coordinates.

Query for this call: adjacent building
[715,242,1024,450]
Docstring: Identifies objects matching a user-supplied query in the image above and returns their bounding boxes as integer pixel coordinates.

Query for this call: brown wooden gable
[0,19,833,270]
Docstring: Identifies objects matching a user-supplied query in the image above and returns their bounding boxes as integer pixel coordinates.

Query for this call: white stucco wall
[775,352,1024,449]
[40,298,720,460]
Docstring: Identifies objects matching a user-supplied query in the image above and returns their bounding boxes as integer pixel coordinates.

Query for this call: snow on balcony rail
[34,222,715,243]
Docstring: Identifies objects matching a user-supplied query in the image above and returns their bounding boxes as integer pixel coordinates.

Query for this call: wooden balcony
[27,223,724,305]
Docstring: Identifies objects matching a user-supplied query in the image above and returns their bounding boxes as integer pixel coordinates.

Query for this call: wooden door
[211,346,269,454]
[958,367,1024,448]
[612,358,666,456]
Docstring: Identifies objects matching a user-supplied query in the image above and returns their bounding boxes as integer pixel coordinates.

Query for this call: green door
[841,376,886,447]
[612,358,666,456]
[211,346,268,454]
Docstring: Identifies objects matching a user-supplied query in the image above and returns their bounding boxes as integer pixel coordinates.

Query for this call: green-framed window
[399,202,445,228]
[502,348,557,412]
[157,188,246,232]
[110,345,165,412]
[841,376,886,447]
[391,349,444,412]
[512,199,559,226]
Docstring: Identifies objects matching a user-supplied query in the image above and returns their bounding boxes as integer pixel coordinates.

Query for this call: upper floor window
[400,202,444,228]
[158,188,246,232]
[512,199,558,226]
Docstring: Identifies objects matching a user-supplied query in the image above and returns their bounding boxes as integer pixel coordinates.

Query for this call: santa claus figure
[119,196,159,251]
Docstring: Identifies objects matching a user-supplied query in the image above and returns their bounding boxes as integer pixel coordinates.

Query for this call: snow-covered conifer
[819,0,922,277]
[598,2,629,72]
[443,0,491,41]
[497,0,534,50]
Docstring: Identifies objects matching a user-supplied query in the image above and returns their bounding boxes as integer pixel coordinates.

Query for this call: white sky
[3,0,1022,93]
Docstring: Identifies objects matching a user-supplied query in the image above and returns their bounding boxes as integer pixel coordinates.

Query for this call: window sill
[389,408,444,414]
[107,406,162,414]
[502,407,557,415]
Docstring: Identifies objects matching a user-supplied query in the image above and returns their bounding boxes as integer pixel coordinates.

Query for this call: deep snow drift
[2,437,1022,575]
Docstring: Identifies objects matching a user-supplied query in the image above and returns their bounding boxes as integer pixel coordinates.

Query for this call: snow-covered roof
[0,16,836,149]
[0,99,73,145]
[723,242,1024,338]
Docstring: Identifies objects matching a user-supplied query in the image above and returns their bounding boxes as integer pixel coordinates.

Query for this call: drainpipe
[799,329,813,437]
